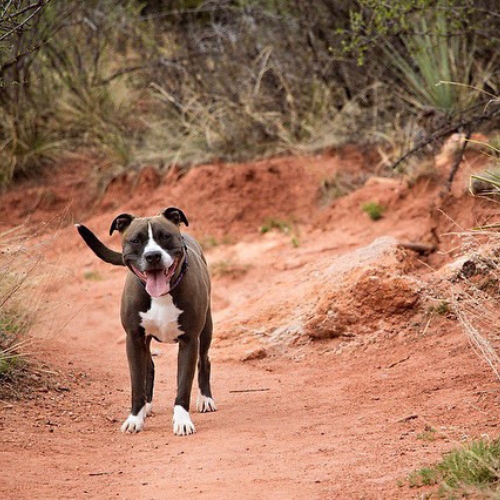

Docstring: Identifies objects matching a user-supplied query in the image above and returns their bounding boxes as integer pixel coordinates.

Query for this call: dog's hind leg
[121,332,149,433]
[196,308,217,413]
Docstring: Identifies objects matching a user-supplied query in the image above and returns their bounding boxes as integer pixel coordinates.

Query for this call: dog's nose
[145,251,162,264]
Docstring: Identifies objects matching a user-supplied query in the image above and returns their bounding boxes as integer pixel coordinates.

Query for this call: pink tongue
[145,270,170,298]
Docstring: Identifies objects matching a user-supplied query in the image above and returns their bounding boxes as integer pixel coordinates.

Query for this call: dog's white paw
[145,402,153,416]
[121,406,146,433]
[196,394,217,413]
[173,405,195,436]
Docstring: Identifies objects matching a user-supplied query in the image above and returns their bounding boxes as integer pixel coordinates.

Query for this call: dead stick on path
[387,355,410,369]
[229,388,270,393]
[396,414,419,423]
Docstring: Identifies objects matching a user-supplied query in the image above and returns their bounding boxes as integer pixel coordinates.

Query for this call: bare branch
[390,104,500,171]
[0,0,52,42]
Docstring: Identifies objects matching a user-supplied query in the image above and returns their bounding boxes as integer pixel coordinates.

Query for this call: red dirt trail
[1,145,500,499]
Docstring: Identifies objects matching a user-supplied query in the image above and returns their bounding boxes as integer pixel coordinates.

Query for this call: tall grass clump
[443,145,500,381]
[0,0,148,187]
[0,232,44,398]
[409,437,500,497]
[0,306,31,385]
[0,0,67,186]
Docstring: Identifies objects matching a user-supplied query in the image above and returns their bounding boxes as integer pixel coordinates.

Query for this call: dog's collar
[169,242,188,293]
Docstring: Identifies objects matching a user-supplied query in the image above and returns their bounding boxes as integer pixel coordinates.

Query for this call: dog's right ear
[109,213,135,235]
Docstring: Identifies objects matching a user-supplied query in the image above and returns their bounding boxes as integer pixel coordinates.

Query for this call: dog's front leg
[172,335,198,436]
[121,332,149,433]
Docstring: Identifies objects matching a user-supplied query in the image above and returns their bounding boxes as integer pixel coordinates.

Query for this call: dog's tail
[75,224,125,267]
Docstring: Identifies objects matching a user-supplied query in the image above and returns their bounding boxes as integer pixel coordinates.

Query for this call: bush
[409,437,500,497]
[362,201,385,221]
[0,311,29,382]
[1,1,500,186]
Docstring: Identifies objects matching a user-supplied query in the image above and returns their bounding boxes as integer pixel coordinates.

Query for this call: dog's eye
[128,238,141,245]
[160,233,172,242]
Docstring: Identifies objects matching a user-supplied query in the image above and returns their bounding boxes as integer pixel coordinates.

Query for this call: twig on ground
[229,388,270,393]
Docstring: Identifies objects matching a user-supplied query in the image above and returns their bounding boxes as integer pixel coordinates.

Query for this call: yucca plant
[470,169,500,200]
[383,7,484,117]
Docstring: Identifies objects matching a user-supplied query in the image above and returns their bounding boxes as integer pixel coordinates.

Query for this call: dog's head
[110,207,189,298]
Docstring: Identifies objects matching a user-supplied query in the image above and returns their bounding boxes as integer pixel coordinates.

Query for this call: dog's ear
[161,207,189,227]
[109,213,135,235]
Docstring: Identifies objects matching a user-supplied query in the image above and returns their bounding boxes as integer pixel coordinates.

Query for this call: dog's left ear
[109,213,135,235]
[162,207,189,227]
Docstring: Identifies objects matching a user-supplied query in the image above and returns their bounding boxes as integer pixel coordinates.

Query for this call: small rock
[241,348,268,361]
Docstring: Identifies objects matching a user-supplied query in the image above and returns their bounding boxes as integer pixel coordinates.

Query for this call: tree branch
[390,104,500,171]
[0,0,52,43]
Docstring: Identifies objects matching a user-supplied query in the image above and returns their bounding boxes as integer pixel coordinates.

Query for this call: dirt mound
[305,238,421,339]
[211,237,424,354]
[0,160,99,232]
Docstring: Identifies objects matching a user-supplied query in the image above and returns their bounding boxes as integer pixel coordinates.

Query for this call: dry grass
[319,170,369,204]
[407,230,500,498]
[445,232,500,381]
[2,1,498,188]
[0,229,60,398]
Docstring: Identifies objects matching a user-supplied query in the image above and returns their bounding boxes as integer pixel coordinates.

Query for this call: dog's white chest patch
[140,295,183,343]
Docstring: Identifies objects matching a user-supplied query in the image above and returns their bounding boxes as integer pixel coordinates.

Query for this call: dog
[76,207,216,436]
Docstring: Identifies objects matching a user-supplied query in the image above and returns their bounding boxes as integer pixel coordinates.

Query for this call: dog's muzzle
[129,257,180,298]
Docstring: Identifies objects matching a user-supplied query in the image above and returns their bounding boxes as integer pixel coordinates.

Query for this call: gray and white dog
[76,207,216,436]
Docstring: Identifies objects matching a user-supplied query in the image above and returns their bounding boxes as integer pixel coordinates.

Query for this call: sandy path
[1,149,499,499]
[1,228,498,500]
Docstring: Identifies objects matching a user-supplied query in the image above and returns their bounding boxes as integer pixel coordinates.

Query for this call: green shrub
[409,438,500,497]
[259,217,300,246]
[260,218,293,235]
[362,201,385,221]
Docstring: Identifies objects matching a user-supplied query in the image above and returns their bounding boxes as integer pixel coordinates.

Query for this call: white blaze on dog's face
[140,223,175,297]
[143,223,174,264]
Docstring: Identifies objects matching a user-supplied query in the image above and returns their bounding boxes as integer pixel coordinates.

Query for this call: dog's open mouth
[130,260,179,298]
